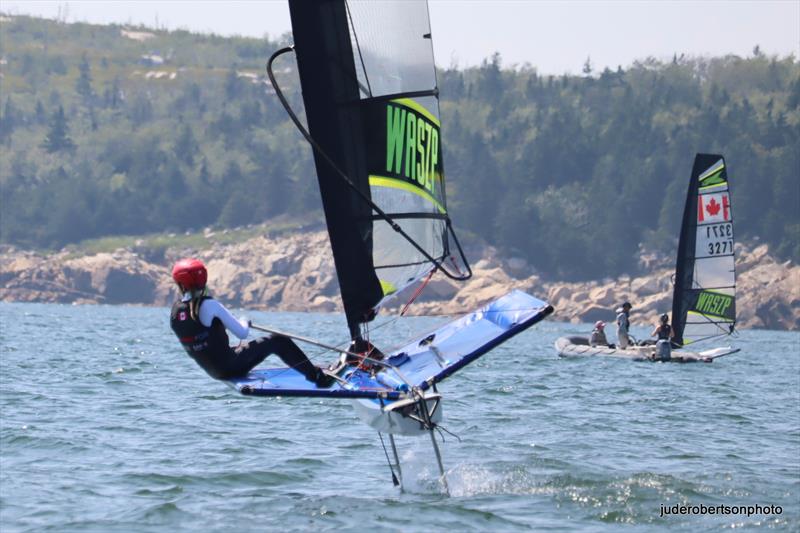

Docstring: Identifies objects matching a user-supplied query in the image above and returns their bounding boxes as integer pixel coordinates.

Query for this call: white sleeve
[198,299,250,340]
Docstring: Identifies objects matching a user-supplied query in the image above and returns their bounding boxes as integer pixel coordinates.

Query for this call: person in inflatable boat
[615,302,633,349]
[590,321,610,347]
[650,313,675,361]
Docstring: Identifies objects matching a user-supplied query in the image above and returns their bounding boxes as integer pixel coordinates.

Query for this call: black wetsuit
[170,297,319,380]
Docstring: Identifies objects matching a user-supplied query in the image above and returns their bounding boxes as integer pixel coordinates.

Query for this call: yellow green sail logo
[693,290,734,319]
[385,98,440,199]
[698,159,726,188]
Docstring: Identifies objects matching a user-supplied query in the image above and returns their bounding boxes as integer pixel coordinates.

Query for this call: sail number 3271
[706,223,733,255]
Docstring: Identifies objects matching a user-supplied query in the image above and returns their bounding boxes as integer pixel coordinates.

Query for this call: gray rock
[577,305,614,324]
[1,234,797,331]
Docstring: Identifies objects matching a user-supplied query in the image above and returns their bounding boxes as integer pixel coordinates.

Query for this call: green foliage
[75,53,93,103]
[0,14,798,281]
[41,105,75,153]
[441,51,799,279]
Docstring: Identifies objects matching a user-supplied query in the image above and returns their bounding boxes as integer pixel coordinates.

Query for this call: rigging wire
[241,298,552,389]
[400,270,435,316]
[252,303,553,379]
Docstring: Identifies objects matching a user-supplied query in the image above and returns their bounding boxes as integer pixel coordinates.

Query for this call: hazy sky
[1,1,798,74]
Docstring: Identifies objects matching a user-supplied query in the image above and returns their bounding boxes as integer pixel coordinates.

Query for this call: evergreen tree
[198,157,211,185]
[103,77,123,109]
[76,53,93,104]
[787,77,800,110]
[173,123,198,166]
[477,53,503,100]
[224,68,241,99]
[128,92,153,126]
[41,105,75,153]
[0,97,17,142]
[35,100,46,124]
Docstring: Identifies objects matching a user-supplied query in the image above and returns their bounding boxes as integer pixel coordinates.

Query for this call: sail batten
[671,154,736,346]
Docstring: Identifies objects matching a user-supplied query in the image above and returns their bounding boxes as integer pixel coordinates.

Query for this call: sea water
[0,302,798,532]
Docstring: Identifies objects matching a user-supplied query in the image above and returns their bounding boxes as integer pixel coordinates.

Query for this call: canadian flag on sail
[697,193,731,223]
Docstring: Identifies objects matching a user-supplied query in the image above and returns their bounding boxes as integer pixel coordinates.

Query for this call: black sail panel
[288,0,383,334]
[671,154,736,346]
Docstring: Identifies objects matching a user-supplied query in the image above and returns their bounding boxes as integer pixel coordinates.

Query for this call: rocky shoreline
[1,231,798,331]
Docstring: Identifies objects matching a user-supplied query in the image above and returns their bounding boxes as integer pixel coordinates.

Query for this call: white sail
[672,154,736,346]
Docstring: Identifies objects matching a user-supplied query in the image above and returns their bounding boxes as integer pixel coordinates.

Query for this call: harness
[170,296,229,357]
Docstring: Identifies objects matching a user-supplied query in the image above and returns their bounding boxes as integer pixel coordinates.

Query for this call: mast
[286,0,471,340]
[288,0,383,338]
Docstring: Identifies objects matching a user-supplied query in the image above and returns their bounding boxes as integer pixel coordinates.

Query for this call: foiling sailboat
[226,0,553,491]
[556,154,739,363]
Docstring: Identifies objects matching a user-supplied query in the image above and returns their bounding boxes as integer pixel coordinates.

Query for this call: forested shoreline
[1,14,798,281]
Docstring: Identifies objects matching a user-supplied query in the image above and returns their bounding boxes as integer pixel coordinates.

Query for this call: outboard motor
[655,339,672,361]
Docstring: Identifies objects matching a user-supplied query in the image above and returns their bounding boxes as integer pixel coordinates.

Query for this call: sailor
[615,302,633,349]
[651,313,674,361]
[589,321,610,347]
[169,258,334,386]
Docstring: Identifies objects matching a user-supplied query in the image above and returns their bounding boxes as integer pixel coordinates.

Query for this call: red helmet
[172,258,207,290]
